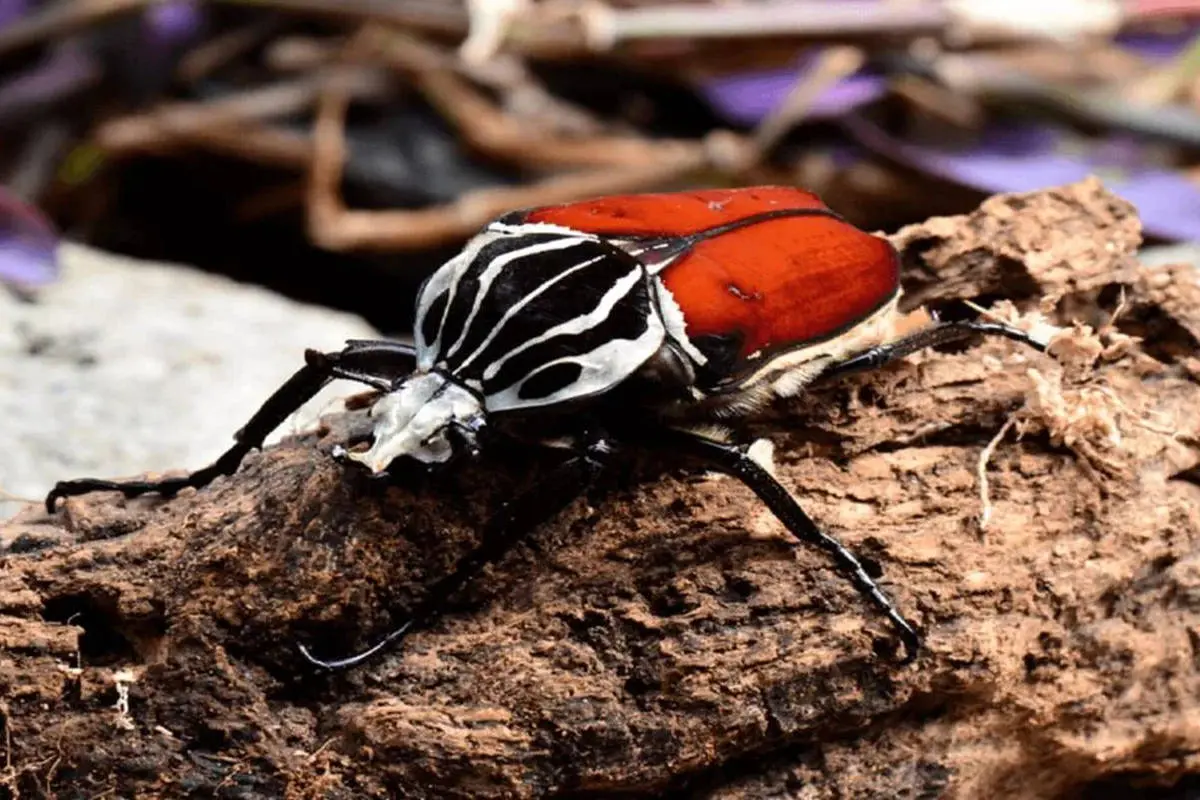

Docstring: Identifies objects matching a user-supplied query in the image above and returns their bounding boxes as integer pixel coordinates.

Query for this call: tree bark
[2,178,1199,799]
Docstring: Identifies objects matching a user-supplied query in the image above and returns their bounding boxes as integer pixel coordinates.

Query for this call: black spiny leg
[298,435,614,670]
[821,318,1046,381]
[44,340,417,512]
[656,427,922,662]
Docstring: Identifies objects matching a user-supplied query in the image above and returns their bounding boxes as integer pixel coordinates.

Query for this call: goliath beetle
[46,186,1044,669]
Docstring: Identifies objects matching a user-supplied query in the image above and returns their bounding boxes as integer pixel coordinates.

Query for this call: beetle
[45,186,1044,670]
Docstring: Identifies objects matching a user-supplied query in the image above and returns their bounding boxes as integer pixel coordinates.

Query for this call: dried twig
[359,27,673,170]
[177,19,283,84]
[929,52,1200,147]
[977,414,1019,531]
[0,43,103,132]
[581,1,948,51]
[94,68,391,156]
[413,66,697,170]
[283,27,606,136]
[0,0,153,58]
[174,124,315,169]
[263,35,346,73]
[213,0,470,38]
[5,122,72,200]
[234,181,309,221]
[305,80,715,252]
[747,45,867,164]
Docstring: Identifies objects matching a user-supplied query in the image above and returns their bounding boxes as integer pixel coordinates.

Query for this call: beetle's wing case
[508,186,830,238]
[412,224,669,413]
[511,186,903,407]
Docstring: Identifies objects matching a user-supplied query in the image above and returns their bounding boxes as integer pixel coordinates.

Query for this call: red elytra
[515,186,901,359]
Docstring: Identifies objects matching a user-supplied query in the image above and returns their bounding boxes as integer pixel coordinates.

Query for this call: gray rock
[1139,242,1200,269]
[1,243,384,519]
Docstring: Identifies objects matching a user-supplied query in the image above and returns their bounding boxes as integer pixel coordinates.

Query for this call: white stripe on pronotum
[482,261,648,384]
[453,253,608,373]
[442,235,595,361]
[414,232,495,369]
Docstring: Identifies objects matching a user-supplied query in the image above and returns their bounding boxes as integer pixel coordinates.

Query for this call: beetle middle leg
[647,425,922,663]
[44,340,417,512]
[298,432,615,670]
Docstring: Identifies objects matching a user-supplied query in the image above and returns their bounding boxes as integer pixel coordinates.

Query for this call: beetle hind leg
[821,318,1047,382]
[654,426,922,663]
[44,340,418,513]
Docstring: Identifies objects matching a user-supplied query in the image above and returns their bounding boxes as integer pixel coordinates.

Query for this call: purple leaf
[701,54,888,125]
[0,189,60,289]
[842,116,1200,241]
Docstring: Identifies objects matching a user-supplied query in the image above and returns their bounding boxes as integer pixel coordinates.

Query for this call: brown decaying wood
[3,179,1199,798]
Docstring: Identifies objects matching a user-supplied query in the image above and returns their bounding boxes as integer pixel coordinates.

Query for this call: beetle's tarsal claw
[890,619,922,665]
[304,348,333,368]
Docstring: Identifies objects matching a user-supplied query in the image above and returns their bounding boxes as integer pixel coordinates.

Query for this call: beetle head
[343,371,486,472]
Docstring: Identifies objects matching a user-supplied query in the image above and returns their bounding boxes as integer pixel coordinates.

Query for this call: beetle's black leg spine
[821,319,1046,381]
[44,340,417,513]
[298,433,614,670]
[653,427,921,663]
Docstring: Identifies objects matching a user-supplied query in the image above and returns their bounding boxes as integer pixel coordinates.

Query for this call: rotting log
[2,178,1199,799]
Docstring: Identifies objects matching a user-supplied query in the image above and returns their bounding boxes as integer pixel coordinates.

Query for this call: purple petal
[701,55,888,125]
[0,0,27,29]
[142,1,204,46]
[1116,25,1200,61]
[0,189,59,289]
[842,116,1200,241]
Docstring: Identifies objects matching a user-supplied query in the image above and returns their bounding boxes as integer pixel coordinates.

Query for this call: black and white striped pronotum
[46,186,1047,670]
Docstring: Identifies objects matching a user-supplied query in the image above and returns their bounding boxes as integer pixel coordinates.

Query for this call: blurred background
[4,0,1200,517]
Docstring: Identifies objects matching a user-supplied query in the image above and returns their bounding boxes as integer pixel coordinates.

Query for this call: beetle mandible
[46,186,1045,669]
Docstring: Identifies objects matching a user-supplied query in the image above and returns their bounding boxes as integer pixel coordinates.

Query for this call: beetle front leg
[298,433,615,670]
[820,318,1046,381]
[652,426,921,663]
[44,340,418,512]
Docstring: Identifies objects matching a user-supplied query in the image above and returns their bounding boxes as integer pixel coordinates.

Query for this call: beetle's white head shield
[345,372,485,470]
